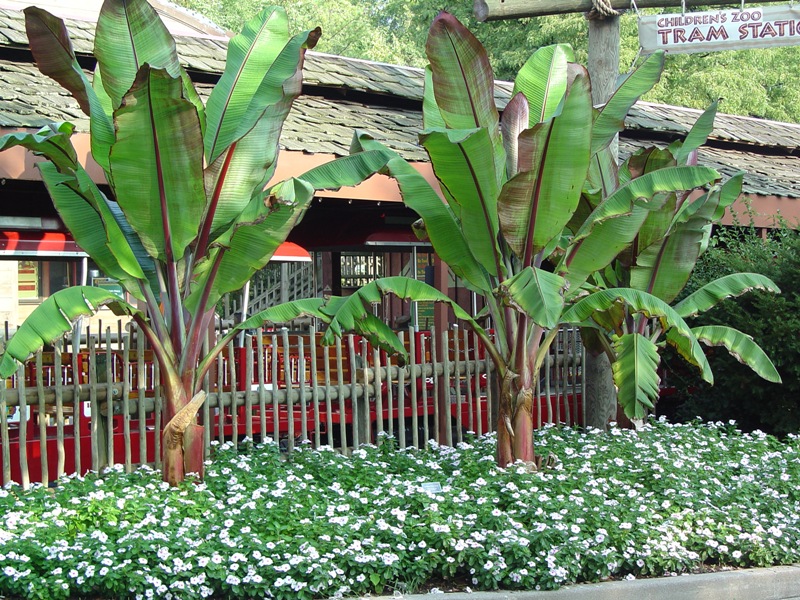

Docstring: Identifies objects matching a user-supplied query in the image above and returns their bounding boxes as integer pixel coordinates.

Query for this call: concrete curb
[366,565,800,600]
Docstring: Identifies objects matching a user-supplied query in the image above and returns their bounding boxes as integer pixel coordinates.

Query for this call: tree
[0,0,400,485]
[174,0,800,123]
[333,14,739,467]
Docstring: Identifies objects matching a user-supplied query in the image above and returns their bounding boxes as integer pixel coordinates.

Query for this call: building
[0,1,798,331]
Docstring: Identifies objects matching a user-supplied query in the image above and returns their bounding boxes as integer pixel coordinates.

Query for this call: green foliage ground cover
[1,421,800,599]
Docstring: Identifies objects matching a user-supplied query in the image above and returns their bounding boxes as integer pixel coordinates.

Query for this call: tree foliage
[173,0,800,122]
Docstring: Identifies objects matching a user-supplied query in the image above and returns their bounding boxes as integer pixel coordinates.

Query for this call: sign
[420,481,442,493]
[92,277,125,299]
[639,5,800,54]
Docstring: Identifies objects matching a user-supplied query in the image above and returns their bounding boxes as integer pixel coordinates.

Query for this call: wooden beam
[475,0,789,21]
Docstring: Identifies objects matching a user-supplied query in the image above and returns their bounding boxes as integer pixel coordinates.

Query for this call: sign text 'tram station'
[639,5,800,54]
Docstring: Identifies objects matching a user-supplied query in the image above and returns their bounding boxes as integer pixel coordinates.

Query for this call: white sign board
[639,5,800,54]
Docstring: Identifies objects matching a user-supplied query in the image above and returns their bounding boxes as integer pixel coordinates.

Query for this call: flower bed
[1,419,799,599]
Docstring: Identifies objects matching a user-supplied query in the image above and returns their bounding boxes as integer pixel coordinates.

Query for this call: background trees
[174,0,800,122]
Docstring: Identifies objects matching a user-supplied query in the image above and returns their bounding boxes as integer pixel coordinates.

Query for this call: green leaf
[422,66,446,130]
[0,122,78,173]
[426,12,505,184]
[671,100,718,166]
[204,7,294,163]
[692,325,781,383]
[498,73,592,261]
[0,287,138,378]
[674,273,780,319]
[236,298,329,332]
[513,44,574,124]
[298,149,395,191]
[352,133,490,293]
[422,128,502,277]
[186,178,315,315]
[497,267,566,329]
[320,277,480,358]
[612,333,661,420]
[563,288,710,380]
[37,163,146,298]
[23,8,115,171]
[592,51,664,155]
[562,166,719,291]
[110,66,205,262]
[630,173,740,303]
[94,0,181,110]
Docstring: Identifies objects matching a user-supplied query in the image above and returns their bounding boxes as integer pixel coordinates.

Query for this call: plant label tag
[420,482,442,493]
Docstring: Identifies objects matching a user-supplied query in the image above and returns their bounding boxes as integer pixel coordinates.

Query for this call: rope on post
[588,0,622,19]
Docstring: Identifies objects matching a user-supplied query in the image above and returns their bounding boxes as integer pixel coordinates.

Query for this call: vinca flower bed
[1,420,800,600]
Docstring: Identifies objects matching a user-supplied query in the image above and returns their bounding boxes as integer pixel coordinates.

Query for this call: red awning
[272,241,311,262]
[0,231,87,258]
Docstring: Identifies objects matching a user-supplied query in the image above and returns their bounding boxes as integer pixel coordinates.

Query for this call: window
[17,260,77,302]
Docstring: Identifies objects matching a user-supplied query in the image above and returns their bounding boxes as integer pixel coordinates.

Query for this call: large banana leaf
[497,73,592,262]
[0,124,151,293]
[612,333,661,419]
[37,163,146,297]
[186,178,314,315]
[623,147,678,257]
[563,288,711,381]
[631,173,741,302]
[110,67,205,262]
[94,0,181,109]
[235,298,327,332]
[591,51,664,155]
[674,273,780,318]
[496,267,566,329]
[421,128,503,278]
[426,12,498,133]
[0,287,138,378]
[204,8,309,163]
[692,325,781,383]
[203,84,290,242]
[351,133,491,293]
[562,166,719,290]
[425,12,505,185]
[23,8,115,171]
[512,44,574,124]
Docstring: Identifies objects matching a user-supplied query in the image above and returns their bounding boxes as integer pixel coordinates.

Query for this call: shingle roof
[0,6,798,197]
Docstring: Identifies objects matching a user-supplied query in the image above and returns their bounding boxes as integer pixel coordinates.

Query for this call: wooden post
[475,0,789,20]
[584,10,624,431]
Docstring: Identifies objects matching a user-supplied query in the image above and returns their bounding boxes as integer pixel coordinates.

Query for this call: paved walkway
[368,565,800,600]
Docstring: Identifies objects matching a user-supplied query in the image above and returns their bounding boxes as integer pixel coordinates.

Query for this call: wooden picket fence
[0,321,585,488]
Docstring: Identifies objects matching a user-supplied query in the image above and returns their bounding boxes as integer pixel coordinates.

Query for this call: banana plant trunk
[161,385,207,486]
[496,372,536,468]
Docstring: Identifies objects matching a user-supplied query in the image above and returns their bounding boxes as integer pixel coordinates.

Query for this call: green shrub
[663,228,800,434]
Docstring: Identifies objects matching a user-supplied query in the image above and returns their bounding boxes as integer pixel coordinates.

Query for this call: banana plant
[0,1,403,485]
[331,13,728,467]
[572,102,781,421]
